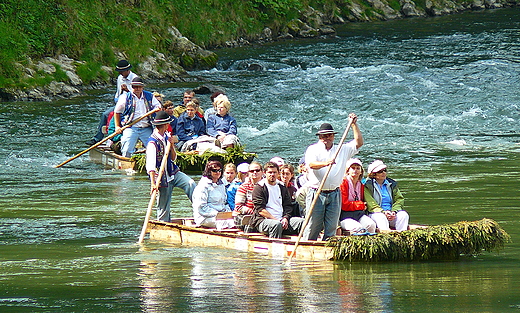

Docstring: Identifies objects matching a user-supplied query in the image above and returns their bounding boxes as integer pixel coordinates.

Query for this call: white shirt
[265,181,283,219]
[114,90,161,128]
[114,71,138,103]
[145,129,176,182]
[305,139,358,190]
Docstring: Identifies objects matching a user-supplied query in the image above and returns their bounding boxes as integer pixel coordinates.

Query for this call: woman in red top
[339,158,376,234]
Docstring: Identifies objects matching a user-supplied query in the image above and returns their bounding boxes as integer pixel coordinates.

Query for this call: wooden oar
[55,107,161,168]
[138,140,172,244]
[286,120,353,265]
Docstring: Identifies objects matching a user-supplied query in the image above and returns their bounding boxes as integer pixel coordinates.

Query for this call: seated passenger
[161,100,178,137]
[152,91,165,104]
[227,162,249,211]
[192,160,234,228]
[175,101,206,150]
[204,91,224,122]
[173,90,204,118]
[233,161,264,229]
[206,94,239,149]
[339,158,376,234]
[280,164,301,217]
[250,162,304,238]
[365,160,409,231]
[223,163,237,188]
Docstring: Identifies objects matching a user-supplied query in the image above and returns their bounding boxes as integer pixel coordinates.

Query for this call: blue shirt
[206,113,237,137]
[176,113,206,141]
[226,181,243,210]
[379,179,393,211]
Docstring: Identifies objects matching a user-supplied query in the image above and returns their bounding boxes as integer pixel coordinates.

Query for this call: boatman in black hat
[114,77,161,157]
[85,60,138,146]
[302,113,363,241]
[114,59,138,103]
[146,111,196,222]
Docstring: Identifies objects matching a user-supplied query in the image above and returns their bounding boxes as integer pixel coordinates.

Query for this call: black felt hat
[315,123,338,135]
[131,77,144,87]
[115,60,132,72]
[152,111,173,126]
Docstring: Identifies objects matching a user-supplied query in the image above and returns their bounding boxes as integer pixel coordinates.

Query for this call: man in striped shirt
[233,161,264,229]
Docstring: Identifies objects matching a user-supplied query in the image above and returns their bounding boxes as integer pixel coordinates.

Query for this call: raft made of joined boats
[146,218,510,262]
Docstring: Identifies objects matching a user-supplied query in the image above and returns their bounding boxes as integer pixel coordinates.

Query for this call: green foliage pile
[328,218,511,261]
[132,145,256,174]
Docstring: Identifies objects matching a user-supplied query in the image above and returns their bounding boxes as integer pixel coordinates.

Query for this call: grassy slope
[0,0,512,89]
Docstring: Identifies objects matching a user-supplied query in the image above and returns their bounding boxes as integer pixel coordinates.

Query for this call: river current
[1,8,520,312]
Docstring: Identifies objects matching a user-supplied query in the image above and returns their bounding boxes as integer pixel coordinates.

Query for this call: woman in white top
[192,160,234,228]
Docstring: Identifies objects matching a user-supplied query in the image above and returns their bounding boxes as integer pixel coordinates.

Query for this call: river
[1,7,520,312]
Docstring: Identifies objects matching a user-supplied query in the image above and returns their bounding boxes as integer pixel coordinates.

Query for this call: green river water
[1,7,520,312]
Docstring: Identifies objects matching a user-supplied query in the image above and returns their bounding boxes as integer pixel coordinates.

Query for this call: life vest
[340,178,366,212]
[148,133,179,187]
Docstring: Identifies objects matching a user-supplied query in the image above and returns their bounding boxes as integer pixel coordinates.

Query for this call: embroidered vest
[148,134,179,187]
[121,90,154,125]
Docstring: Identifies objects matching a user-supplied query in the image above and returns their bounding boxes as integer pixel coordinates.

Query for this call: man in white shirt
[114,77,161,157]
[85,60,138,146]
[303,114,363,240]
[251,162,304,238]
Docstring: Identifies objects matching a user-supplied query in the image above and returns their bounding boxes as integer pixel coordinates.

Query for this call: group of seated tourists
[190,157,409,239]
[103,87,240,156]
[174,92,240,153]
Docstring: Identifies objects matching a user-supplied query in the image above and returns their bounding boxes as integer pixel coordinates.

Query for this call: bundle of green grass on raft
[132,146,256,173]
[327,218,511,262]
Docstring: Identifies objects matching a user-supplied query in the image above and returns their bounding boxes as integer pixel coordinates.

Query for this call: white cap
[237,163,250,173]
[270,157,285,167]
[346,158,363,170]
[368,160,387,174]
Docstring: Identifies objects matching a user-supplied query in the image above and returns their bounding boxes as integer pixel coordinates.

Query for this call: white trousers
[340,215,376,233]
[369,211,409,231]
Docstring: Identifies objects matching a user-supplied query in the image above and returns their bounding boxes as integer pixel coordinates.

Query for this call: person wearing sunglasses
[233,161,264,230]
[364,160,409,231]
[192,160,234,228]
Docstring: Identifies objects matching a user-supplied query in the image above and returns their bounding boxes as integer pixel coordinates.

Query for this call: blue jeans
[303,188,340,241]
[121,126,153,157]
[170,171,196,202]
[157,171,196,222]
[93,106,114,142]
[157,183,174,222]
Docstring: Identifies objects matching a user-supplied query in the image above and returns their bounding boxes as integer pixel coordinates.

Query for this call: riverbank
[0,0,518,101]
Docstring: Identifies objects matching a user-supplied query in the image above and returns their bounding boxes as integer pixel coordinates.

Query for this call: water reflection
[137,246,385,312]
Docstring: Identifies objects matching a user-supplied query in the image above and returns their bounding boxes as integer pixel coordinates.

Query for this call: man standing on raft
[303,114,363,241]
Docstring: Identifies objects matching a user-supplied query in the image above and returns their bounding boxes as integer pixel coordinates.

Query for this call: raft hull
[89,147,135,170]
[147,219,333,261]
[145,218,509,262]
